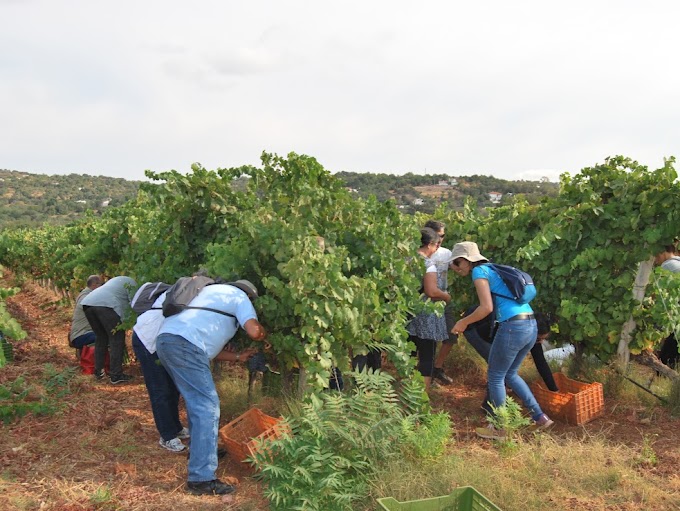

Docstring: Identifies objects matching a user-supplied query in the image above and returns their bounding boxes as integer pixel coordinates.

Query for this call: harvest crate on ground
[218,407,289,464]
[377,486,502,511]
[531,372,604,425]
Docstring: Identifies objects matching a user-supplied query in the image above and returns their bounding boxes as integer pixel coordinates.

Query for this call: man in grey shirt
[69,275,102,349]
[81,276,137,384]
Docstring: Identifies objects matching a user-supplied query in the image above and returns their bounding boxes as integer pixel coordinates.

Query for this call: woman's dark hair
[420,227,439,248]
[661,244,678,254]
[424,220,445,232]
[534,312,554,336]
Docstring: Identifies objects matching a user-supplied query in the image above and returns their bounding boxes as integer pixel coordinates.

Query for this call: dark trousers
[410,335,437,377]
[329,349,383,391]
[132,333,182,441]
[83,305,125,378]
[659,333,679,368]
[352,348,382,372]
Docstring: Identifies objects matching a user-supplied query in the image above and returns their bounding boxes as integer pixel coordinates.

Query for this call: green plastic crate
[377,486,502,511]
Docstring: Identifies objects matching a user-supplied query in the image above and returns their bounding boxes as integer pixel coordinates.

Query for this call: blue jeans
[132,333,183,441]
[156,333,220,482]
[487,319,543,421]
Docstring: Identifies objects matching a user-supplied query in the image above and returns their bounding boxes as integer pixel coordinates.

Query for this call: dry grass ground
[2,273,680,510]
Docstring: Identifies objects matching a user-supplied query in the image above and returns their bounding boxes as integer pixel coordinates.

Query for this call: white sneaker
[177,427,190,440]
[159,437,186,453]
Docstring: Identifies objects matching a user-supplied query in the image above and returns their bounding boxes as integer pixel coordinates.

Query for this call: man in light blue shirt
[156,280,267,496]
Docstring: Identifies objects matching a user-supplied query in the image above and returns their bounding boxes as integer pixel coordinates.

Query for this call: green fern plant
[250,370,447,511]
[487,397,531,447]
[400,412,452,459]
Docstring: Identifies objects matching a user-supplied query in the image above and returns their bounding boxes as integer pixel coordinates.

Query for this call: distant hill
[0,168,560,229]
[0,169,141,229]
[334,171,559,213]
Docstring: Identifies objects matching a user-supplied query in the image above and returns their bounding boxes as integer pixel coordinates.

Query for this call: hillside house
[488,192,503,204]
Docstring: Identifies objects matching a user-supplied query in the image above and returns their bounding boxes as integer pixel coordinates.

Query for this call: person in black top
[462,306,559,413]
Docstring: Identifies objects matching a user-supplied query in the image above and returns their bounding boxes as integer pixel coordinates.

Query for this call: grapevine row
[0,153,678,384]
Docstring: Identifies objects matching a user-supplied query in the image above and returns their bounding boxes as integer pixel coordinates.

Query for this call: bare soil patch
[413,184,459,199]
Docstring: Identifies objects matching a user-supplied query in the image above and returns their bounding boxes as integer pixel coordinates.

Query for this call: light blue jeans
[487,318,544,421]
[156,333,220,482]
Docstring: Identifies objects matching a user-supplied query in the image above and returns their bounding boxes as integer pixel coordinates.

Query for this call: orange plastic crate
[218,407,289,464]
[530,372,604,425]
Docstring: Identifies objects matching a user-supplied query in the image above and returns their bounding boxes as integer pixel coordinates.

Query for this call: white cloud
[0,0,678,180]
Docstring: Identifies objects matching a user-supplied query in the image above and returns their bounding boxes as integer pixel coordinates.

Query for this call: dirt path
[2,274,680,510]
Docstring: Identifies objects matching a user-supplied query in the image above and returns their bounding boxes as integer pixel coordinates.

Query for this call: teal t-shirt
[472,264,532,322]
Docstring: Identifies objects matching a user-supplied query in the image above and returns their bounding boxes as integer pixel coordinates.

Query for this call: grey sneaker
[432,367,454,385]
[109,374,134,385]
[159,437,186,453]
[94,369,106,381]
[177,427,190,440]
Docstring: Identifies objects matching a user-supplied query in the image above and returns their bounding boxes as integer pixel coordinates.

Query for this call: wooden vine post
[617,257,655,366]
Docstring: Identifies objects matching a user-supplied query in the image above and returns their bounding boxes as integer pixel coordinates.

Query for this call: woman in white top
[406,227,451,389]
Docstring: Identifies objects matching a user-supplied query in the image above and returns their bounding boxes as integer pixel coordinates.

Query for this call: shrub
[250,370,450,511]
[400,412,452,460]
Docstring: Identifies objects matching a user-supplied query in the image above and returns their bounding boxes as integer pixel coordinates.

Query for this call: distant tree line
[0,169,141,229]
[0,168,559,229]
[334,171,559,214]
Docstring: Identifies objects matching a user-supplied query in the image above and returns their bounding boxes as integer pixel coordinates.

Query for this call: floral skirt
[406,312,448,341]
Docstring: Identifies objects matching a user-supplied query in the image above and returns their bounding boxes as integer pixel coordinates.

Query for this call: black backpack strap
[180,305,238,322]
[151,305,239,326]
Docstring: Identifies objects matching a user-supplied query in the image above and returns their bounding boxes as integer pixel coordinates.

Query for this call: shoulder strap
[149,305,237,320]
[182,305,237,319]
[482,263,515,301]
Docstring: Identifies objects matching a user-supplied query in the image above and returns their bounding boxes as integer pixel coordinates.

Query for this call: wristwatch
[236,353,241,362]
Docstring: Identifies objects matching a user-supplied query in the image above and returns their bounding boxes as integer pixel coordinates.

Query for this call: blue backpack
[485,263,537,304]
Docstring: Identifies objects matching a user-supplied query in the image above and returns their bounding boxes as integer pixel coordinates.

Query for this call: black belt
[505,313,535,322]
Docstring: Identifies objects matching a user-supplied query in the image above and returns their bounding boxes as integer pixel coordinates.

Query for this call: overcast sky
[1,1,678,182]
